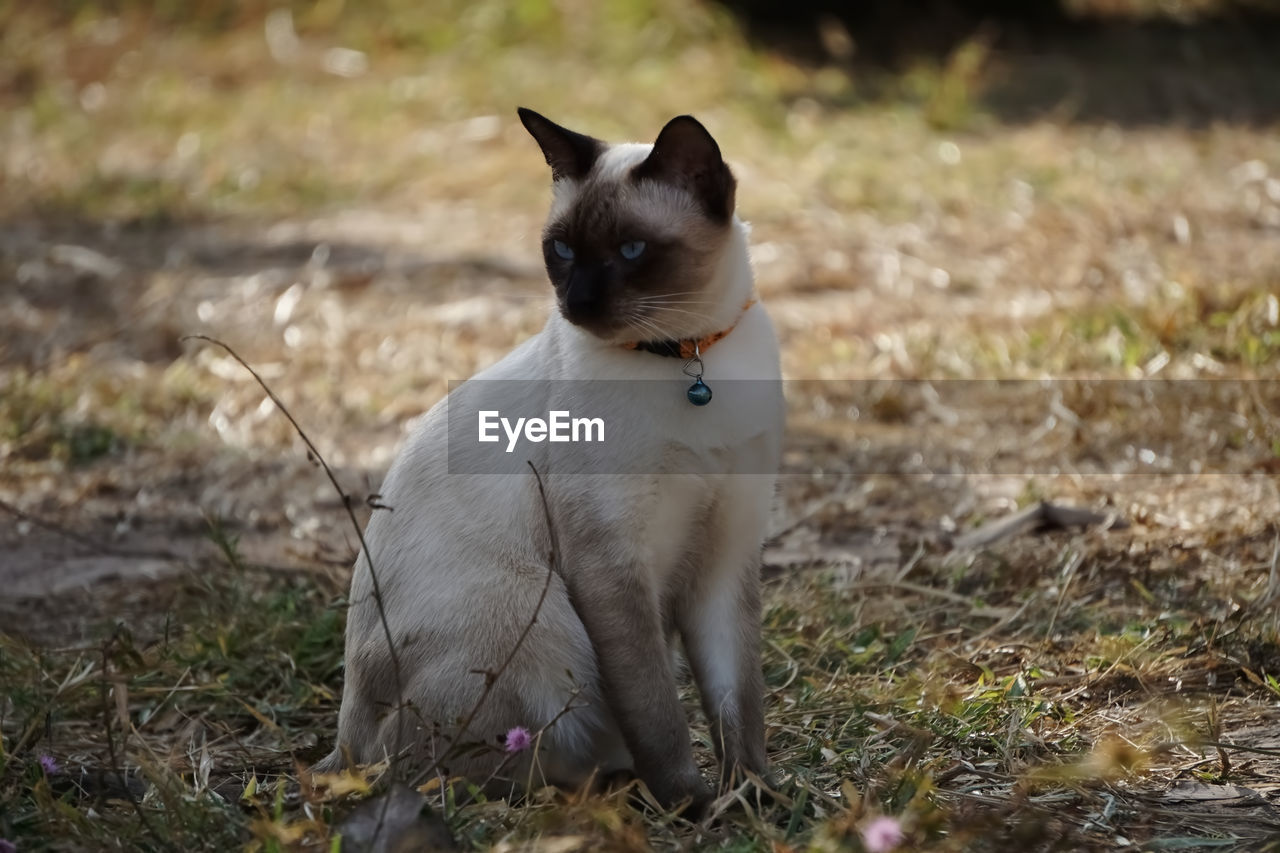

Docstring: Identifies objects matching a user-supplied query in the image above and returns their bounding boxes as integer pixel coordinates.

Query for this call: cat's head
[518,108,738,343]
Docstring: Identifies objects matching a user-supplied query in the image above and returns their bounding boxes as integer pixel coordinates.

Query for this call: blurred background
[2,0,1278,629]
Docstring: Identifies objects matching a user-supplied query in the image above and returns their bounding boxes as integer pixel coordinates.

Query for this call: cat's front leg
[676,473,775,790]
[677,549,768,789]
[565,566,712,811]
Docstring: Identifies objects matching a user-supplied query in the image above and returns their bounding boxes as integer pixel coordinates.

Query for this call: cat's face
[519,109,737,343]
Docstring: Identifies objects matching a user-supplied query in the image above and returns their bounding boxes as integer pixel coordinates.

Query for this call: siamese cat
[316,109,783,812]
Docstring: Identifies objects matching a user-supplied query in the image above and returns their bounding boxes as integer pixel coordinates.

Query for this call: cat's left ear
[518,107,603,182]
[633,115,736,223]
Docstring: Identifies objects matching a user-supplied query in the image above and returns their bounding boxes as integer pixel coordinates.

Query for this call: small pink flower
[0,838,17,853]
[504,726,532,754]
[39,754,58,775]
[861,815,904,852]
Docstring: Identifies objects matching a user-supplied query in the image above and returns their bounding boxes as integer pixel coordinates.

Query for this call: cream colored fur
[317,134,783,805]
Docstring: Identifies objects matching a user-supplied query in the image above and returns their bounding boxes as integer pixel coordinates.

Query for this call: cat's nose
[562,265,612,323]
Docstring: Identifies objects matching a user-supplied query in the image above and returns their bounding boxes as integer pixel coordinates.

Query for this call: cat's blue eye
[620,241,646,260]
[553,240,574,260]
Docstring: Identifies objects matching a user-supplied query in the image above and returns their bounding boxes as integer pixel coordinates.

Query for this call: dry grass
[2,0,1280,850]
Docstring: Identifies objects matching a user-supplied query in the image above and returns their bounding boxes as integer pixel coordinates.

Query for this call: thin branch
[951,500,1128,551]
[456,686,587,810]
[100,634,174,852]
[1199,740,1280,758]
[183,335,406,783]
[0,497,183,561]
[409,460,560,788]
[185,335,419,848]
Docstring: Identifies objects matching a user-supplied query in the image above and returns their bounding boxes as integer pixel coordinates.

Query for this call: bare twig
[183,334,409,849]
[1043,549,1084,645]
[100,634,174,852]
[0,497,183,561]
[951,501,1128,551]
[1199,740,1280,758]
[762,474,856,548]
[844,579,976,606]
[409,460,560,788]
[449,686,587,813]
[1256,530,1280,610]
[184,335,405,767]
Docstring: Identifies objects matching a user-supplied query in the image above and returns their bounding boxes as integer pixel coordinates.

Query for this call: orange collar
[622,298,756,359]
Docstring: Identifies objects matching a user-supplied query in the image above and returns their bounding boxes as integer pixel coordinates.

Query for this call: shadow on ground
[717,0,1280,126]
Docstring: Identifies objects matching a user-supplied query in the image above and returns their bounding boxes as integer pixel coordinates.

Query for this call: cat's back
[360,331,555,580]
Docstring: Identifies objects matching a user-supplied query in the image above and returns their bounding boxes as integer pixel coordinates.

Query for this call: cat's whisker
[631,296,717,305]
[631,302,718,311]
[636,305,715,323]
[623,312,672,343]
[622,299,723,340]
[624,315,665,342]
[631,291,715,301]
[636,303,714,314]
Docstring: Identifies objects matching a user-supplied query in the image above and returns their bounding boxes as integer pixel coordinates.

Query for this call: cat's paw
[648,770,714,818]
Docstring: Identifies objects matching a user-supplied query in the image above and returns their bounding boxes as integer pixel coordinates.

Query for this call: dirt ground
[2,2,1280,849]
[3,153,1278,642]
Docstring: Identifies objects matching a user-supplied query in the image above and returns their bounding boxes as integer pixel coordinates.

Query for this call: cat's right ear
[633,115,735,223]
[517,108,603,182]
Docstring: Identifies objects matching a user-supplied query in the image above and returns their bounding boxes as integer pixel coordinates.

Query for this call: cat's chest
[460,305,784,476]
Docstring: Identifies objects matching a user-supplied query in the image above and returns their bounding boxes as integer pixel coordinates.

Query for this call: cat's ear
[633,115,736,223]
[517,108,603,182]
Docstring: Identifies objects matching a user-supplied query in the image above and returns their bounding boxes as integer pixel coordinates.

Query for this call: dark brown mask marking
[519,108,738,341]
[632,115,736,223]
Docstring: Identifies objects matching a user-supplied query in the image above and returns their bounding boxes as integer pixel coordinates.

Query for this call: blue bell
[687,379,712,406]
